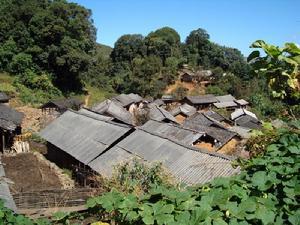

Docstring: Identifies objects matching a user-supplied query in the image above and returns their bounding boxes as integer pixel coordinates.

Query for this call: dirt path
[164,80,205,95]
[84,94,90,107]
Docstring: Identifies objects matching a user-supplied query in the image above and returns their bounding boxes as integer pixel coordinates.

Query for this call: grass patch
[85,85,115,107]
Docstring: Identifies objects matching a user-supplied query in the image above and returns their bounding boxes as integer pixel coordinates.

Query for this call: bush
[9,53,33,74]
[205,85,226,95]
[103,159,174,195]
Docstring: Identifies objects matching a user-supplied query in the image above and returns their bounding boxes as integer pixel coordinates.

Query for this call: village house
[170,103,197,123]
[234,99,249,108]
[231,108,261,130]
[112,93,144,111]
[161,95,176,105]
[39,109,134,184]
[0,92,10,104]
[147,104,178,124]
[91,99,134,125]
[40,98,83,115]
[0,104,24,153]
[182,112,238,152]
[88,125,240,185]
[183,95,218,109]
[213,94,238,110]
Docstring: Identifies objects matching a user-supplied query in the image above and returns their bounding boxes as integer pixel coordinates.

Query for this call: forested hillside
[0,0,299,119]
[0,0,248,97]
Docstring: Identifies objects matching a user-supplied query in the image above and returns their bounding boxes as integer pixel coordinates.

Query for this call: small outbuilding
[170,103,197,123]
[40,98,83,114]
[183,95,218,109]
[0,104,24,153]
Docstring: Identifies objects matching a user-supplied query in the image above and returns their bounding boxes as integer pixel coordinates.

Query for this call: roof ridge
[69,109,132,128]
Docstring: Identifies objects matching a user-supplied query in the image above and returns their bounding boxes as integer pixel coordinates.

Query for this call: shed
[182,112,237,149]
[39,110,133,170]
[235,115,261,130]
[112,93,143,108]
[180,71,194,82]
[213,101,238,109]
[0,104,24,152]
[162,95,175,104]
[40,98,83,113]
[88,128,240,185]
[231,108,257,121]
[170,103,197,117]
[91,99,134,125]
[148,104,178,124]
[183,95,217,109]
[216,94,236,103]
[235,99,249,107]
[152,99,165,107]
[0,92,10,104]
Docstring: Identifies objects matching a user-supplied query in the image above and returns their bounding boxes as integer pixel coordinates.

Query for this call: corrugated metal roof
[112,93,143,107]
[235,99,249,106]
[89,129,239,185]
[213,101,238,109]
[183,112,236,146]
[39,110,132,165]
[79,108,114,121]
[235,115,261,130]
[170,104,196,117]
[91,99,134,125]
[216,95,236,102]
[141,120,204,146]
[231,108,258,121]
[153,99,164,106]
[0,104,24,131]
[0,159,17,211]
[184,95,217,105]
[148,105,178,123]
[203,110,227,122]
[88,146,136,177]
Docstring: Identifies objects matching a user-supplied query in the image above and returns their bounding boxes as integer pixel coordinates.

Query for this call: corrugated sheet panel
[185,95,217,104]
[203,110,226,122]
[170,104,196,117]
[0,181,17,211]
[39,110,132,164]
[89,129,239,185]
[0,159,17,211]
[141,120,203,146]
[148,105,177,123]
[213,101,238,109]
[88,146,135,177]
[216,95,236,103]
[91,99,133,125]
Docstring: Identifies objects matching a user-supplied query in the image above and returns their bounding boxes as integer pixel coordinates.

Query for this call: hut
[161,95,176,104]
[0,104,24,153]
[0,92,10,104]
[91,99,134,125]
[147,104,178,124]
[112,93,143,110]
[180,70,195,82]
[183,95,218,109]
[235,99,249,108]
[88,126,239,185]
[170,103,197,123]
[182,112,238,151]
[231,109,261,130]
[39,110,134,184]
[213,94,238,110]
[40,98,83,115]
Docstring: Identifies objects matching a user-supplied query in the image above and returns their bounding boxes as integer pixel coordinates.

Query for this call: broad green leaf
[247,50,260,62]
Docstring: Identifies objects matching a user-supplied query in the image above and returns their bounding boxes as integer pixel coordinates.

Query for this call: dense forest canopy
[0,0,96,92]
[0,0,249,97]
